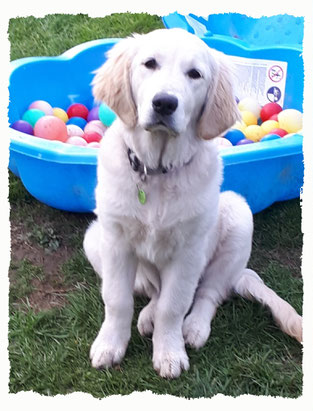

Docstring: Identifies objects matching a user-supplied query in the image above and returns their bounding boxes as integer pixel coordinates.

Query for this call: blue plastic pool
[9,14,304,213]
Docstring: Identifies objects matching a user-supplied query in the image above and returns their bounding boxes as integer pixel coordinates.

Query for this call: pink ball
[67,124,84,137]
[84,120,107,136]
[88,142,101,148]
[83,131,102,144]
[29,100,53,115]
[66,136,88,146]
[34,115,68,142]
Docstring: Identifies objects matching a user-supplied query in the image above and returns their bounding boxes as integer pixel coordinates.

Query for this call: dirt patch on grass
[10,212,79,312]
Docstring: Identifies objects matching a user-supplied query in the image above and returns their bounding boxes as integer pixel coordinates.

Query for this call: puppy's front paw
[153,347,189,379]
[183,313,211,349]
[90,327,128,369]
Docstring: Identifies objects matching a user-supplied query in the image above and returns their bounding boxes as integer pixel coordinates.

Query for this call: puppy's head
[92,28,240,139]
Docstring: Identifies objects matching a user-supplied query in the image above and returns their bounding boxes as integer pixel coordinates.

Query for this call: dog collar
[127,147,193,205]
[127,148,172,181]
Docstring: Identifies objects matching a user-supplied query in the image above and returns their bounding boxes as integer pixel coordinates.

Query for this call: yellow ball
[238,97,261,119]
[260,120,280,134]
[244,125,266,142]
[53,107,69,123]
[240,111,258,126]
[232,120,247,132]
[278,109,303,133]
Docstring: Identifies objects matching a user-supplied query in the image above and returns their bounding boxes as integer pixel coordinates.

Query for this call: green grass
[8,13,303,398]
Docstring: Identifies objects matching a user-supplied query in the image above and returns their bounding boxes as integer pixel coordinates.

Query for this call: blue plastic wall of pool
[9,15,304,213]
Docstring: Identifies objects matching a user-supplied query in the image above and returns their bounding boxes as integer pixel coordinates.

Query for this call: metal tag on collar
[140,164,148,182]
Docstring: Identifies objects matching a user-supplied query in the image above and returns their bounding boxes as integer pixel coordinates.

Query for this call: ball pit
[219,97,303,147]
[9,28,304,213]
[12,98,112,148]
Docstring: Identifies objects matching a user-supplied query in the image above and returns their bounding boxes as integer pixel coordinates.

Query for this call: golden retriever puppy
[83,28,302,379]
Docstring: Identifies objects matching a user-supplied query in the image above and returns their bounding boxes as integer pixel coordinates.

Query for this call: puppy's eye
[187,68,202,79]
[144,58,158,69]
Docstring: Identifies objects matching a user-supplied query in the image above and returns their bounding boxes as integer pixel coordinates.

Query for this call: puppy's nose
[152,93,178,116]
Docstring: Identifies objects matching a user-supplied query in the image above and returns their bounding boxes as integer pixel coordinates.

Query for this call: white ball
[215,137,233,149]
[238,97,262,119]
[66,124,84,137]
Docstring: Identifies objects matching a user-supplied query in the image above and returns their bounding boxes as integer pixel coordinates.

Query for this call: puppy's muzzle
[152,93,178,116]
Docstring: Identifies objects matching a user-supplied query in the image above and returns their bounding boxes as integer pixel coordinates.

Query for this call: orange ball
[34,115,68,142]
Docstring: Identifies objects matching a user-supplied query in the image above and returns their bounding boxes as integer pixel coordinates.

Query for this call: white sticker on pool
[230,55,287,107]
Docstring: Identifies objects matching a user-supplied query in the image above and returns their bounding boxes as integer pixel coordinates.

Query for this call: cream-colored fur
[83,28,302,379]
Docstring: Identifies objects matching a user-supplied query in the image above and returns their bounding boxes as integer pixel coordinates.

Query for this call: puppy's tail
[234,268,302,343]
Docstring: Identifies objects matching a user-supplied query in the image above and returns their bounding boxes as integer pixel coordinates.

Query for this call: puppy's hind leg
[83,219,102,277]
[183,191,254,349]
[234,268,302,343]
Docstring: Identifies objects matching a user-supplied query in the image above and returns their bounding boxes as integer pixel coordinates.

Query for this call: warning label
[229,55,287,107]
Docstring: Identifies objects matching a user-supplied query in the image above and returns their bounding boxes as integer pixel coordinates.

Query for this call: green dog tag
[137,187,146,205]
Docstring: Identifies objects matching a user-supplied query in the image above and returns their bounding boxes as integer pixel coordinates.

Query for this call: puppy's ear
[92,36,138,128]
[197,51,240,140]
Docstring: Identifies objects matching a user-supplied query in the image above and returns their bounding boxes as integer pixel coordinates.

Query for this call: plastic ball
[260,120,280,134]
[269,114,279,121]
[267,128,288,138]
[236,138,254,146]
[66,136,88,146]
[99,103,116,126]
[232,120,247,132]
[83,131,102,144]
[34,115,68,142]
[29,100,53,115]
[22,109,45,127]
[260,134,281,142]
[260,102,282,122]
[278,109,303,133]
[67,103,89,120]
[215,137,233,149]
[67,124,84,137]
[88,142,101,149]
[66,116,87,129]
[238,97,261,119]
[84,120,107,136]
[53,107,69,123]
[87,106,100,122]
[243,125,266,142]
[11,120,33,135]
[240,110,257,126]
[223,129,245,145]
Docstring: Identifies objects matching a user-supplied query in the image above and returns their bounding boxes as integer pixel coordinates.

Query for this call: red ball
[260,103,282,122]
[83,131,102,144]
[34,115,68,142]
[67,103,89,120]
[267,128,288,138]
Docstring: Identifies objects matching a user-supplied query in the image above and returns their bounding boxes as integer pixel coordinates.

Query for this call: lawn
[8,13,303,398]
